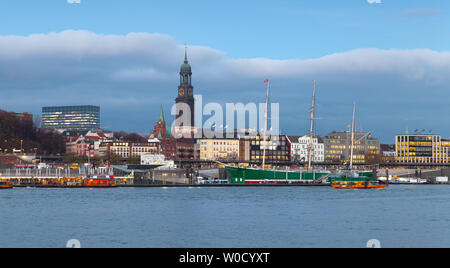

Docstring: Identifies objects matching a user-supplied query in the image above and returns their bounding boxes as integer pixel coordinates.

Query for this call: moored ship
[226,165,330,184]
[226,80,332,185]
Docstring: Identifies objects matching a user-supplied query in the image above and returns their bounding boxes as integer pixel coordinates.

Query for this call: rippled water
[1,185,450,248]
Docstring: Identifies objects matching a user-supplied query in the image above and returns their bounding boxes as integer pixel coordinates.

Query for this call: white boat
[379,176,428,184]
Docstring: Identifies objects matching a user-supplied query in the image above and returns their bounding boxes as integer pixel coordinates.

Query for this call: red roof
[85,136,101,141]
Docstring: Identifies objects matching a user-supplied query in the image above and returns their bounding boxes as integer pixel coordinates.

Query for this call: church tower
[153,105,167,139]
[175,45,195,127]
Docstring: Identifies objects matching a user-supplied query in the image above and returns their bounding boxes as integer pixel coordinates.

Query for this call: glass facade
[248,135,291,164]
[41,106,100,131]
[395,135,450,164]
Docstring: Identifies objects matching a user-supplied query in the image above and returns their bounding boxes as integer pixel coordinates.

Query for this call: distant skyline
[0,1,449,143]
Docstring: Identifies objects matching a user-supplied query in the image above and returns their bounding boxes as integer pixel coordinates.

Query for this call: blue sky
[0,0,449,142]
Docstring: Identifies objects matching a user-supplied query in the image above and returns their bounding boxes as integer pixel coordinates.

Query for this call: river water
[1,185,450,248]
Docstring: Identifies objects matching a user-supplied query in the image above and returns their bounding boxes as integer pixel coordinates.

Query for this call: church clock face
[179,88,185,97]
[188,88,193,96]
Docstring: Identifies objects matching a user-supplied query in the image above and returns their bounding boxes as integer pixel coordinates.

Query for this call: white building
[288,136,325,163]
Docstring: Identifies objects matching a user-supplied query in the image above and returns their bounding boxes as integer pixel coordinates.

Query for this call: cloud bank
[0,30,449,141]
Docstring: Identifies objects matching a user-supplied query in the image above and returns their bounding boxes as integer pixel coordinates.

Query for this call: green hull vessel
[327,171,375,183]
[225,166,331,184]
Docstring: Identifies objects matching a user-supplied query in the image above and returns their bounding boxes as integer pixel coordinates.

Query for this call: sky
[0,0,449,143]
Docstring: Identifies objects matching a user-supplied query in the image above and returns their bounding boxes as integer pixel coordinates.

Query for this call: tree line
[0,110,66,155]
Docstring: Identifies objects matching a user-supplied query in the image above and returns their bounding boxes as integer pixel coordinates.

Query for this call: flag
[264,79,269,83]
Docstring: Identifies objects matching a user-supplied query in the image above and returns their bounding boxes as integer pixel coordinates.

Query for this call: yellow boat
[331,180,386,190]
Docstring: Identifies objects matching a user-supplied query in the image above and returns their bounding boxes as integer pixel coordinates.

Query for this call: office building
[394,134,450,164]
[324,131,380,165]
[42,105,100,131]
[239,135,291,164]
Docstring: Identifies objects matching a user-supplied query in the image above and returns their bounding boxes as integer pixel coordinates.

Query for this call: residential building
[288,135,325,163]
[65,130,112,158]
[324,131,380,165]
[42,105,100,131]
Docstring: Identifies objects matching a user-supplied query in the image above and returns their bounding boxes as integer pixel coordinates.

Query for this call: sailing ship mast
[307,80,317,170]
[262,80,270,170]
[350,102,356,170]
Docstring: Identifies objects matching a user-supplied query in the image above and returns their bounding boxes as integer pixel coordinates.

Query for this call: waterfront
[1,185,450,248]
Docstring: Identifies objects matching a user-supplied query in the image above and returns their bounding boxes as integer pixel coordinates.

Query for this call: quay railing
[0,168,113,178]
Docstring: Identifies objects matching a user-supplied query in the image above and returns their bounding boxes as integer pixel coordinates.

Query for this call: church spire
[159,105,165,122]
[184,44,188,64]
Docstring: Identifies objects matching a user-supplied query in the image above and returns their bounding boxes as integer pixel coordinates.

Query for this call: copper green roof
[159,105,165,122]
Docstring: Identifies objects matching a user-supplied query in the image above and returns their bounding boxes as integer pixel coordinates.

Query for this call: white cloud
[0,30,449,84]
[0,30,449,139]
[67,0,81,3]
[367,0,381,4]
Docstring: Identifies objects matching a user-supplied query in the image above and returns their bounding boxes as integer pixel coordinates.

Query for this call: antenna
[405,118,409,134]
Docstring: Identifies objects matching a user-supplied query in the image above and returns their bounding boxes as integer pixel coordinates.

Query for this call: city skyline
[0,1,449,143]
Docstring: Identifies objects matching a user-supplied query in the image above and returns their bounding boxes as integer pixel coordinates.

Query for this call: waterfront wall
[408,168,450,181]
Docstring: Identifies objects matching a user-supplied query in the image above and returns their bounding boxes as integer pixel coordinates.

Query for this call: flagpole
[308,80,316,171]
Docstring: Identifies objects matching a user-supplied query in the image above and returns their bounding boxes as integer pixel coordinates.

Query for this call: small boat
[378,176,428,185]
[0,181,13,189]
[330,103,386,190]
[331,177,386,190]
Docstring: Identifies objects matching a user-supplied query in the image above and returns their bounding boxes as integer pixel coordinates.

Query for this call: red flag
[264,79,269,83]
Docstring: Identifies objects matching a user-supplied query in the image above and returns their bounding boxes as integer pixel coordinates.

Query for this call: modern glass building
[239,135,291,164]
[395,134,450,164]
[41,105,100,131]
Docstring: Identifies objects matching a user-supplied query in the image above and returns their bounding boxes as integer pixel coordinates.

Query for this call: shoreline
[8,183,449,188]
